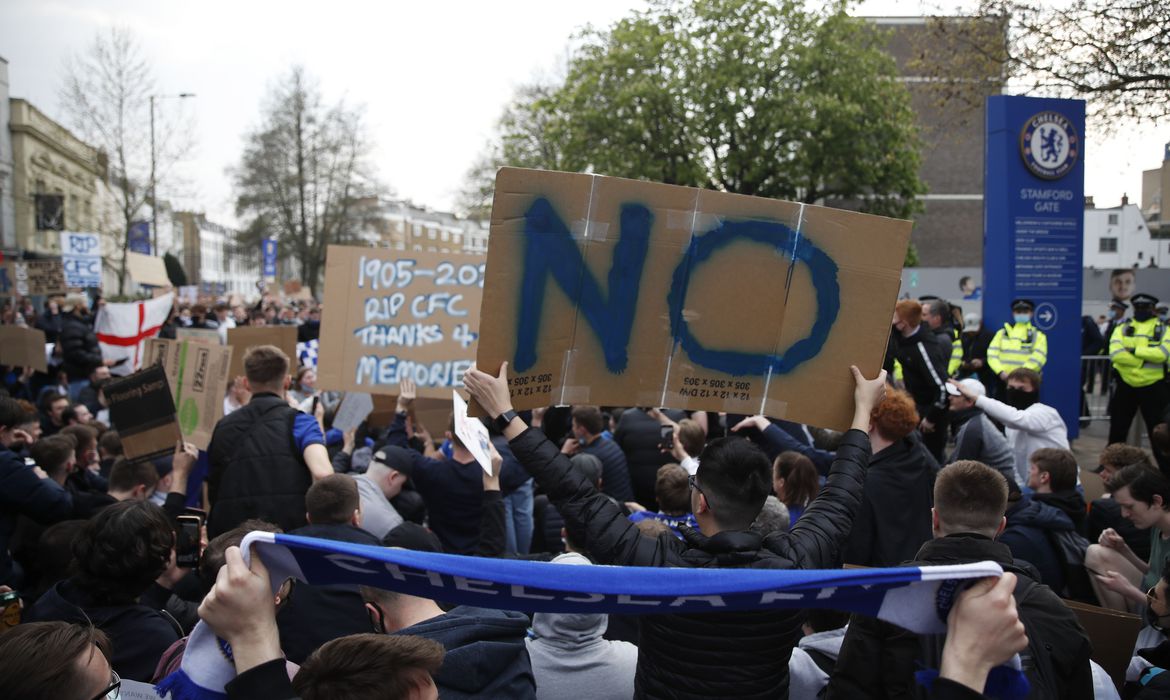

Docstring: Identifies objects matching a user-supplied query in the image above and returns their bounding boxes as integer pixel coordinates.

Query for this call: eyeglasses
[1149,586,1160,608]
[90,669,120,700]
[687,474,703,496]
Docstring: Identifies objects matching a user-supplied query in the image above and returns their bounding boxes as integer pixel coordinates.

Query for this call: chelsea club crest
[1020,111,1078,180]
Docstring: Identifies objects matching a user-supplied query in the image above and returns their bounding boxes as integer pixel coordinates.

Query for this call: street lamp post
[150,93,195,256]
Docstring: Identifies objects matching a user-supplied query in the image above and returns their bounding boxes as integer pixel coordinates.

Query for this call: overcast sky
[1,0,1165,227]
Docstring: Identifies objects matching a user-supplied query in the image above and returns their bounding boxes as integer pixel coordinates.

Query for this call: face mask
[1160,312,1169,322]
[1005,387,1038,410]
[1146,603,1170,632]
[1013,313,1031,325]
[1134,308,1155,322]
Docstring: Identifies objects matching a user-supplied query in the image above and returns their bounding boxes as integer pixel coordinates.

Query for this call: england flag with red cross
[94,293,174,376]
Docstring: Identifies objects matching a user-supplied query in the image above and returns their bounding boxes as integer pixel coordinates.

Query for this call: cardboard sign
[3,259,69,296]
[143,338,233,450]
[177,327,222,345]
[453,391,493,475]
[316,245,483,399]
[105,365,182,462]
[284,280,303,295]
[127,251,171,287]
[60,231,103,288]
[475,168,911,430]
[332,392,374,433]
[1062,599,1143,690]
[0,325,48,372]
[226,325,299,381]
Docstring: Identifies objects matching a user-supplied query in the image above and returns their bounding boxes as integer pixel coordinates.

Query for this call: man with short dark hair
[628,464,697,537]
[77,365,110,416]
[0,622,117,700]
[565,405,634,503]
[39,394,70,437]
[29,434,77,486]
[0,396,73,586]
[107,459,160,503]
[1087,443,1155,559]
[465,362,885,698]
[827,461,1093,699]
[1027,447,1087,533]
[207,344,333,537]
[293,633,445,700]
[304,473,363,527]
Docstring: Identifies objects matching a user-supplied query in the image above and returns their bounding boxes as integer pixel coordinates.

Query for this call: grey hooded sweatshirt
[524,552,639,699]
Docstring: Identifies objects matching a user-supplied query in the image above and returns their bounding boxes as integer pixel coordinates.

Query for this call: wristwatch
[494,409,518,433]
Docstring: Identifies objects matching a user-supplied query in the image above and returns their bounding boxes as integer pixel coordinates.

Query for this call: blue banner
[129,221,152,255]
[261,238,277,281]
[243,532,1001,634]
[984,96,1086,438]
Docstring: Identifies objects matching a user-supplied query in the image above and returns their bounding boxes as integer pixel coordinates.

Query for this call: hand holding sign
[463,362,513,420]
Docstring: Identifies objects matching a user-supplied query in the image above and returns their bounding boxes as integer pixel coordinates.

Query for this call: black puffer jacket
[509,426,872,700]
[59,312,104,380]
[827,535,1093,700]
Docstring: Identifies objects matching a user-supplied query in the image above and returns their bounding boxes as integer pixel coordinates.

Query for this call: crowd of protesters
[2,289,1170,698]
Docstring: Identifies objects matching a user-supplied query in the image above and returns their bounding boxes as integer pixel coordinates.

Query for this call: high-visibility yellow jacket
[987,322,1047,375]
[1110,318,1170,388]
[947,327,963,376]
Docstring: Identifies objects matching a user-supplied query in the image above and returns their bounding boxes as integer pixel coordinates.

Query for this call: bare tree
[60,27,192,295]
[232,67,379,295]
[915,1,1170,124]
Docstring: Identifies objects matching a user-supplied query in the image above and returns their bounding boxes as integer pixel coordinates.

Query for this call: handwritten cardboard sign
[144,338,233,450]
[106,365,182,462]
[0,325,48,372]
[316,245,483,399]
[2,259,69,296]
[226,325,299,381]
[176,327,222,345]
[60,232,103,288]
[453,391,493,475]
[127,251,172,287]
[475,168,911,431]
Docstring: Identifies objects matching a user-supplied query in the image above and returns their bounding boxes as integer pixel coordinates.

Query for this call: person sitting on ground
[206,345,333,538]
[945,378,1017,485]
[464,361,885,698]
[1085,464,1170,612]
[292,634,446,700]
[788,609,851,699]
[525,548,638,700]
[1088,443,1156,561]
[998,479,1081,596]
[842,389,938,568]
[949,369,1069,489]
[773,451,820,526]
[827,460,1093,699]
[1121,559,1170,697]
[1027,447,1087,533]
[562,406,635,504]
[24,500,183,681]
[0,622,119,700]
[627,464,697,538]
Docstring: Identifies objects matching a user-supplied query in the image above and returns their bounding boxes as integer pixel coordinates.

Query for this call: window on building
[427,229,436,240]
[441,230,449,242]
[34,194,65,231]
[1139,251,1144,260]
[1108,213,1119,225]
[1100,237,1118,253]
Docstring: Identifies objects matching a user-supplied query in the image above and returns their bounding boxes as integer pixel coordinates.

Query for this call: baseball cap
[946,378,986,397]
[369,446,415,478]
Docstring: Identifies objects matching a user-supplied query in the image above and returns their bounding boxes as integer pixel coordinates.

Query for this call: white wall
[1083,204,1169,269]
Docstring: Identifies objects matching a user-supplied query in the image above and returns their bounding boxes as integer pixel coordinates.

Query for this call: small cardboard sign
[332,392,374,433]
[0,325,48,372]
[2,259,69,296]
[1062,599,1143,690]
[316,245,483,399]
[177,327,222,345]
[226,325,299,381]
[283,280,303,295]
[105,364,182,462]
[127,251,172,287]
[475,167,911,430]
[144,338,234,450]
[453,391,493,475]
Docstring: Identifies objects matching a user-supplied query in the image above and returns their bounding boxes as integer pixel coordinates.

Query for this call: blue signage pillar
[261,238,278,282]
[984,96,1085,438]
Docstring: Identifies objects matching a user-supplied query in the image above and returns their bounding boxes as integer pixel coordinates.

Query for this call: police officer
[987,299,1048,384]
[1109,293,1170,471]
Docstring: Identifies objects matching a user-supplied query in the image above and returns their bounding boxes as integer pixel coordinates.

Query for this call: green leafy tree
[467,0,925,220]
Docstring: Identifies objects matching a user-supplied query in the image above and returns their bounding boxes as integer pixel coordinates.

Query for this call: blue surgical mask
[1013,313,1031,324]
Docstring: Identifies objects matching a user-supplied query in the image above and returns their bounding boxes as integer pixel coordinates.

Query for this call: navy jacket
[999,495,1076,594]
[397,606,535,699]
[0,444,72,585]
[579,435,635,504]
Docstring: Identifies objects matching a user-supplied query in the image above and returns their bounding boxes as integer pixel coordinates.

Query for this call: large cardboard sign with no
[317,245,483,399]
[106,365,182,462]
[476,168,911,431]
[226,326,298,381]
[144,338,234,450]
[0,325,48,372]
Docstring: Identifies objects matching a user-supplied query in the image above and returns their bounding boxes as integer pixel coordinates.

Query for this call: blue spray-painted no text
[514,197,841,377]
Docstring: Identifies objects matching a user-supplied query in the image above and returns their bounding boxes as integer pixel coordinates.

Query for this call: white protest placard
[453,391,493,476]
[119,678,165,699]
[60,231,103,288]
[332,392,374,433]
